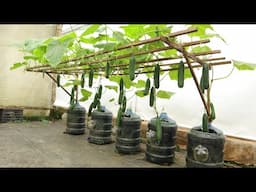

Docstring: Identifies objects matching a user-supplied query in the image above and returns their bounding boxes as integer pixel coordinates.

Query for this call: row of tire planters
[66,103,86,135]
[186,124,225,168]
[115,109,141,154]
[145,112,177,165]
[87,106,113,145]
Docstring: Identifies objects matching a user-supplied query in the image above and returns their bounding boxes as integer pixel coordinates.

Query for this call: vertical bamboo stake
[182,52,210,116]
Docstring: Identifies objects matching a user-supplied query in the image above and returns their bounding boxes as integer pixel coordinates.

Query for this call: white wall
[0,25,57,115]
[55,24,256,140]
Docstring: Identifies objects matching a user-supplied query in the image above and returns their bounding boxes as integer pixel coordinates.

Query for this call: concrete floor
[0,120,186,167]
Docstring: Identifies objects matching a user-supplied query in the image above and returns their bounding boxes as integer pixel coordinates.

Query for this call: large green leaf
[233,60,256,70]
[159,49,178,57]
[45,38,71,67]
[187,24,214,38]
[112,31,126,43]
[121,24,145,40]
[80,88,92,101]
[58,32,76,43]
[10,62,27,70]
[109,75,132,89]
[104,85,118,92]
[191,45,211,53]
[23,56,38,60]
[23,39,43,53]
[156,90,175,99]
[63,80,81,87]
[94,42,117,51]
[80,24,100,37]
[135,90,146,97]
[132,80,146,88]
[144,24,171,37]
[32,45,47,58]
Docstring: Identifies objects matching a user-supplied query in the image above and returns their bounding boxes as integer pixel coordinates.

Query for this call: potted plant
[185,62,225,168]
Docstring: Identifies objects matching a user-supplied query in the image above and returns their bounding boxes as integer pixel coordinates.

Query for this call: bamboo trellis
[25,27,232,117]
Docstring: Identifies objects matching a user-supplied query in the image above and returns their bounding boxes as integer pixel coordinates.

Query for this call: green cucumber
[129,55,136,81]
[57,74,60,87]
[149,87,155,107]
[202,63,209,89]
[210,102,216,121]
[178,60,184,88]
[81,73,85,88]
[116,107,123,127]
[122,96,127,113]
[98,85,102,99]
[105,61,110,78]
[144,78,151,95]
[89,68,94,87]
[154,64,160,89]
[202,113,208,132]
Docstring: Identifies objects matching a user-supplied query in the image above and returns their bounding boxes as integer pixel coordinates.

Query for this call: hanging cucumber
[149,87,155,107]
[98,85,102,99]
[89,68,94,87]
[156,116,162,143]
[154,64,160,89]
[155,26,160,36]
[200,75,205,94]
[57,74,60,87]
[92,93,99,108]
[116,107,123,127]
[70,87,75,106]
[122,96,127,113]
[210,102,216,121]
[88,103,94,116]
[202,113,208,132]
[81,73,85,88]
[202,63,209,89]
[119,77,124,92]
[97,100,101,111]
[129,55,136,81]
[118,90,124,105]
[105,61,110,78]
[178,60,184,88]
[144,78,151,95]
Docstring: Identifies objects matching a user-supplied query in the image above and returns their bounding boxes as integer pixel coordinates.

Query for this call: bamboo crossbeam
[27,27,198,70]
[27,60,231,75]
[27,56,227,74]
[26,39,210,73]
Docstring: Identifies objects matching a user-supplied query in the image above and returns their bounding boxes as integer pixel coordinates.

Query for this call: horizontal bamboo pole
[27,60,231,75]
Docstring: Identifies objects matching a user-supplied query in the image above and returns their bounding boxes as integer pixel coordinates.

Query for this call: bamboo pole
[32,60,231,75]
[46,73,71,97]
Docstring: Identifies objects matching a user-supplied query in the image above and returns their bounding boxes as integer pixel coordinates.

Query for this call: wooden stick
[46,72,71,97]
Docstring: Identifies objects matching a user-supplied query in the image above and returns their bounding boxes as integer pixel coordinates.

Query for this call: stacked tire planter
[66,103,86,135]
[186,124,225,168]
[88,106,113,145]
[145,112,177,165]
[115,109,141,154]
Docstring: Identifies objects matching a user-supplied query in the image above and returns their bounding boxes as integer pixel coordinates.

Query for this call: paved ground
[0,120,186,168]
